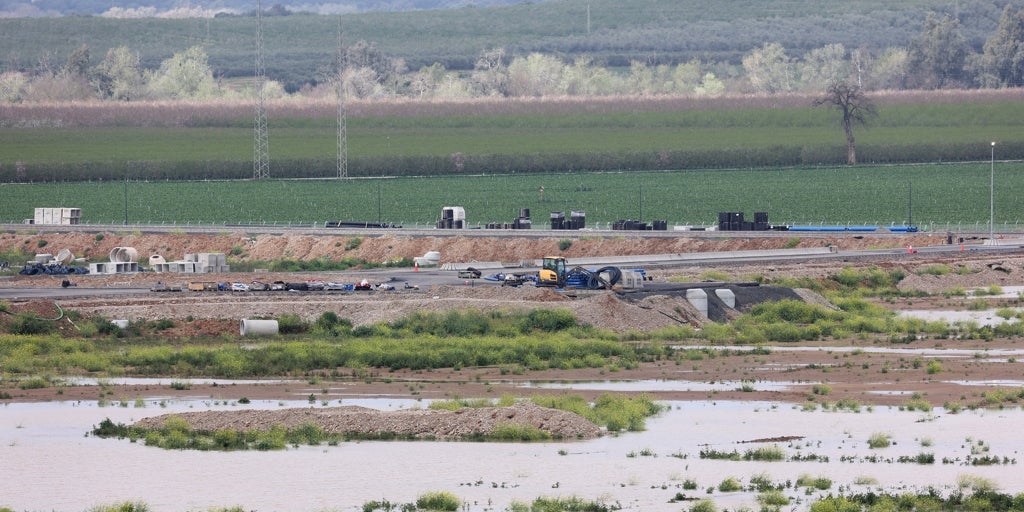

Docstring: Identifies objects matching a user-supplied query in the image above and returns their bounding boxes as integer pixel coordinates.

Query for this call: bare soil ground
[5,231,1024,420]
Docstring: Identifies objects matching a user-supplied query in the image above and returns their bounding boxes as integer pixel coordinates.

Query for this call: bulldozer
[538,256,621,289]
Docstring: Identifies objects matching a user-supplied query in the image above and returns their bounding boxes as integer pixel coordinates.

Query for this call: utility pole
[337,17,348,179]
[990,141,996,239]
[253,0,270,180]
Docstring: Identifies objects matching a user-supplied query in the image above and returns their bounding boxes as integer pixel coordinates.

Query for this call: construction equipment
[537,256,622,289]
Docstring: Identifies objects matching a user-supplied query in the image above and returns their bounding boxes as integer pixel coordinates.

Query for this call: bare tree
[814,81,875,165]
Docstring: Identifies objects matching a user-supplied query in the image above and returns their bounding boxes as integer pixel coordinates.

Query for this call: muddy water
[3,398,1023,511]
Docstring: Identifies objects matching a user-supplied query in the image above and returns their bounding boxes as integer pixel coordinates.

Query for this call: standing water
[2,398,1022,511]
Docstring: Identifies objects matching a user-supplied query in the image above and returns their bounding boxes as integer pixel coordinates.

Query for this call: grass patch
[867,432,892,449]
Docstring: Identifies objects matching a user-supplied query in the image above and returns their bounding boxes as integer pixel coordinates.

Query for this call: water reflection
[2,398,1022,511]
[519,379,795,392]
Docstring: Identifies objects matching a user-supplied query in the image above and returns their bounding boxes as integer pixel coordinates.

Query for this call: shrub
[521,308,577,332]
[717,477,743,492]
[557,238,573,251]
[9,313,55,335]
[489,422,552,441]
[152,318,175,331]
[94,233,105,242]
[18,376,49,389]
[36,239,47,248]
[796,474,832,490]
[87,501,151,512]
[689,500,717,512]
[415,491,460,511]
[758,490,790,507]
[345,237,362,250]
[868,432,892,449]
[743,444,785,461]
[926,360,943,374]
[277,313,308,334]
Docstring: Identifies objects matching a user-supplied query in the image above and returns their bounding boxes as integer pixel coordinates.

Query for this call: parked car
[230,282,249,292]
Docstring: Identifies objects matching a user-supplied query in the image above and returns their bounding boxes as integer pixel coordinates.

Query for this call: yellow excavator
[538,256,621,289]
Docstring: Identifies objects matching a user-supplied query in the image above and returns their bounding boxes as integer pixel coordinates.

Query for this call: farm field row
[1,164,1021,229]
[3,99,1024,182]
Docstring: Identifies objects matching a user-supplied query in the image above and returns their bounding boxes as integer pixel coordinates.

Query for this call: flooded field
[2,395,1022,511]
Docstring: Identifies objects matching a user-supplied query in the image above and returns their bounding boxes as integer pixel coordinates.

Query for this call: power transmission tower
[253,0,270,180]
[336,17,348,179]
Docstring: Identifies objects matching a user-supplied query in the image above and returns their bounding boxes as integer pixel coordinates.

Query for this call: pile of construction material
[150,253,229,274]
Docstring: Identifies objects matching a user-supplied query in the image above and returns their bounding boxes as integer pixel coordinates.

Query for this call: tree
[906,13,969,89]
[93,46,142,101]
[63,44,90,79]
[471,47,508,97]
[977,6,1024,88]
[506,53,566,97]
[742,42,794,93]
[814,81,875,165]
[801,44,851,91]
[144,46,218,99]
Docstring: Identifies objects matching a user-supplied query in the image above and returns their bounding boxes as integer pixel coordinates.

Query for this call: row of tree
[3,7,1024,103]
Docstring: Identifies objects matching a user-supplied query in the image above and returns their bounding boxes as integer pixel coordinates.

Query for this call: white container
[240,319,279,336]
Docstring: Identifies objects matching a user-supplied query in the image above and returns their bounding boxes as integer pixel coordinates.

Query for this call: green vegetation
[717,477,743,493]
[743,444,786,461]
[796,474,833,490]
[3,157,1024,228]
[868,432,893,449]
[229,256,414,272]
[68,489,1024,512]
[92,393,662,449]
[529,394,662,432]
[87,502,151,512]
[414,491,460,512]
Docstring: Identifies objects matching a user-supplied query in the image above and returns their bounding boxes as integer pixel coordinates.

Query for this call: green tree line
[2,1,1024,98]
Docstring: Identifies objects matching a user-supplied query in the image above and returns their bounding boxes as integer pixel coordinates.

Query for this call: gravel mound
[132,402,603,440]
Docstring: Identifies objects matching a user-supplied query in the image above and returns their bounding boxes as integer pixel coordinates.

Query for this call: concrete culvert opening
[240,319,279,336]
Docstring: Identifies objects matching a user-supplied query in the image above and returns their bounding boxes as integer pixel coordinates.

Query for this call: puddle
[969,285,1024,298]
[3,398,1023,511]
[897,309,1018,327]
[518,379,796,392]
[47,377,299,386]
[943,379,1024,387]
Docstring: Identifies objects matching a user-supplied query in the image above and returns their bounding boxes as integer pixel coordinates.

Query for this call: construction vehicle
[537,256,622,289]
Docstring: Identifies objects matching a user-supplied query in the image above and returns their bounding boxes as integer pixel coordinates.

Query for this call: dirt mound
[0,231,943,269]
[131,402,603,440]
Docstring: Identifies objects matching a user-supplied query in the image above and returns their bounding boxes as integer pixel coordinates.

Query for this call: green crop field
[2,163,1021,230]
[4,98,1024,182]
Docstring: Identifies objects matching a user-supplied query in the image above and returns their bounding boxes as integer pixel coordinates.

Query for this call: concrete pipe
[685,288,708,318]
[55,248,73,265]
[109,247,139,263]
[240,319,279,336]
[715,288,736,309]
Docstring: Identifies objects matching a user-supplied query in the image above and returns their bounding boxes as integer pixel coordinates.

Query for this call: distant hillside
[0,0,539,17]
[1,0,1022,91]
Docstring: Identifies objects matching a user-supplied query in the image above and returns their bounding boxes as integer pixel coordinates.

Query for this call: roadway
[4,238,1023,302]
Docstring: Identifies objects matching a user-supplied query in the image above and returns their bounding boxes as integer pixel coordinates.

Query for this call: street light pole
[990,141,996,240]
